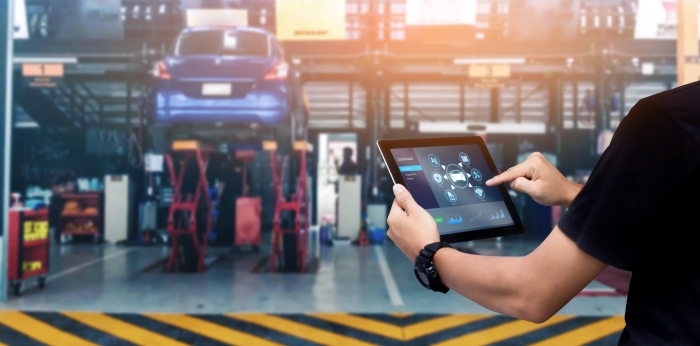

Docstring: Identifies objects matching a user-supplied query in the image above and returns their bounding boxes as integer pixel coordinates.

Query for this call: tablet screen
[390,144,515,235]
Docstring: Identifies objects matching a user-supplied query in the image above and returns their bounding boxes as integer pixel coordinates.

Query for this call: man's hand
[486,152,582,208]
[387,185,440,261]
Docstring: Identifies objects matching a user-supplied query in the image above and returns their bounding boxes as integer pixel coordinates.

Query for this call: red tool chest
[7,209,50,296]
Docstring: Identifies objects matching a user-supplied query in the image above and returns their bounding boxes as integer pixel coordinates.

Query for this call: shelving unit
[7,209,50,296]
[60,193,105,244]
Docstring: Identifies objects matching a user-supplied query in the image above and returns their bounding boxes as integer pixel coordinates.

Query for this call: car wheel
[274,123,293,155]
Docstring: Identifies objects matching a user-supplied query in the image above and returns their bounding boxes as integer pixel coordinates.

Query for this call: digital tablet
[378,136,525,243]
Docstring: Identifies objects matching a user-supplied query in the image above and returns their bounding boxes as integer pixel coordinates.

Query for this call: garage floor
[0,239,628,345]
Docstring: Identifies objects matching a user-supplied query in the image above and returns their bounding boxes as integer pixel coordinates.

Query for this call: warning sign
[22,64,64,88]
[469,65,510,88]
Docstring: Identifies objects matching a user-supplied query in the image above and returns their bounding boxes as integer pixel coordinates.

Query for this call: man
[337,147,359,176]
[387,81,700,345]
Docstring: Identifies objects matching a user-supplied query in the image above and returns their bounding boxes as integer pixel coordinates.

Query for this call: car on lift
[149,26,307,151]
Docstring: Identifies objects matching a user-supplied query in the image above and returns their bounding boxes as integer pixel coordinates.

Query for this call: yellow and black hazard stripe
[0,311,624,346]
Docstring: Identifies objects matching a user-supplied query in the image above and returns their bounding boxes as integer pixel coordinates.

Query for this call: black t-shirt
[559,81,700,345]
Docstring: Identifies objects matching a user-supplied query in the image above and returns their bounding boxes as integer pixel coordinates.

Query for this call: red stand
[235,149,261,248]
[7,209,50,295]
[269,147,310,272]
[164,149,212,273]
[358,229,370,246]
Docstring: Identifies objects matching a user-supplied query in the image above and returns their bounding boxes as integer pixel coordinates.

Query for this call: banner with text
[276,0,346,40]
[14,0,29,39]
[406,0,477,26]
[634,0,700,39]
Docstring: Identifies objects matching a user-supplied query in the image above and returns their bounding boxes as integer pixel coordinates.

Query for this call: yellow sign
[186,9,248,27]
[22,261,42,272]
[24,221,49,241]
[468,65,511,78]
[276,0,346,40]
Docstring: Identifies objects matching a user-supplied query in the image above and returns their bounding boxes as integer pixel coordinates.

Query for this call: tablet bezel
[378,136,526,243]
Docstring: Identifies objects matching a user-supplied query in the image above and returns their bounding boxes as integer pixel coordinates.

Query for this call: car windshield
[176,30,270,56]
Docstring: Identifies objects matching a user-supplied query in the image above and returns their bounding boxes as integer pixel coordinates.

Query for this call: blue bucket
[369,228,386,244]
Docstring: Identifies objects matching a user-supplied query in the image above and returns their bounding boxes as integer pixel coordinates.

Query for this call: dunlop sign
[469,64,511,88]
[276,0,346,40]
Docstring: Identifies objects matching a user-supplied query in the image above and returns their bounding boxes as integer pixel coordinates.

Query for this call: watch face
[414,268,431,288]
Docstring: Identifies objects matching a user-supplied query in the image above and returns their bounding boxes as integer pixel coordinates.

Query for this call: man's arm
[433,227,606,323]
[388,187,606,323]
[387,153,603,323]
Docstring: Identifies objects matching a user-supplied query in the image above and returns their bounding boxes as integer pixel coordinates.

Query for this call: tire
[274,123,293,156]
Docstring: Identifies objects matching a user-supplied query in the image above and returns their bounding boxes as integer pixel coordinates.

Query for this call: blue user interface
[391,144,515,235]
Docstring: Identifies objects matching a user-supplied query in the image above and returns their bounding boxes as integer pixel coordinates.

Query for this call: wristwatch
[414,242,453,294]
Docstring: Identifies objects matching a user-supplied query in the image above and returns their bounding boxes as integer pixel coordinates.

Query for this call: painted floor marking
[404,314,491,340]
[0,311,96,346]
[62,311,187,346]
[47,248,137,283]
[146,313,282,346]
[374,245,404,306]
[309,313,404,339]
[228,313,375,346]
[530,316,626,346]
[434,315,575,346]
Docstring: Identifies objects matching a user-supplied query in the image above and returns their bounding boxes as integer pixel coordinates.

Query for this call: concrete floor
[1,238,627,315]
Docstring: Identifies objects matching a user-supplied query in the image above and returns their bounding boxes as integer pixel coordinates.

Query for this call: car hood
[164,55,277,80]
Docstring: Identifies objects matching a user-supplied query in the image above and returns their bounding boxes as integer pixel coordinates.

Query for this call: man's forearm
[433,248,530,319]
[432,227,606,323]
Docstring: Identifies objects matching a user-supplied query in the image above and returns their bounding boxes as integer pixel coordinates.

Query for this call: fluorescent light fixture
[419,121,546,134]
[13,57,78,64]
[454,58,526,65]
[14,121,40,128]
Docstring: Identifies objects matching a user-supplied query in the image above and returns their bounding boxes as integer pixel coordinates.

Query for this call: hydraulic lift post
[268,141,311,273]
[164,140,213,273]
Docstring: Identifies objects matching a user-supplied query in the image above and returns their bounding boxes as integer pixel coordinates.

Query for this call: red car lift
[234,150,261,249]
[164,140,213,273]
[269,141,311,273]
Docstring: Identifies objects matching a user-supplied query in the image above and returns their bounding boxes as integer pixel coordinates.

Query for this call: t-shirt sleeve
[558,99,700,271]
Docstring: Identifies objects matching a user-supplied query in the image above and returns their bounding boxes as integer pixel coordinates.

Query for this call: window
[176,30,270,56]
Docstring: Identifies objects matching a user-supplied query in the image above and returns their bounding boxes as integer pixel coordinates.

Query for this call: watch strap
[415,242,453,294]
[424,242,454,255]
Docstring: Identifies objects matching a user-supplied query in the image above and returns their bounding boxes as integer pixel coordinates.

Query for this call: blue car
[150,26,307,150]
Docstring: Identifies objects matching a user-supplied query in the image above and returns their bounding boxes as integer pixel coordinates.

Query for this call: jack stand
[164,140,214,273]
[268,141,311,273]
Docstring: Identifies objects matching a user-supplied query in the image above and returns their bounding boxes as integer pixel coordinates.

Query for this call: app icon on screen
[428,154,440,167]
[449,170,467,182]
[445,190,457,203]
[471,168,482,182]
[474,186,485,199]
[432,172,444,184]
[459,152,470,165]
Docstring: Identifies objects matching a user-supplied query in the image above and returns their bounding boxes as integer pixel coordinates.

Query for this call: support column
[0,0,14,303]
[677,0,700,86]
[490,88,499,123]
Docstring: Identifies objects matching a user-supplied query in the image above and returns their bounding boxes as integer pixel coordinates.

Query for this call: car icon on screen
[449,170,467,182]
